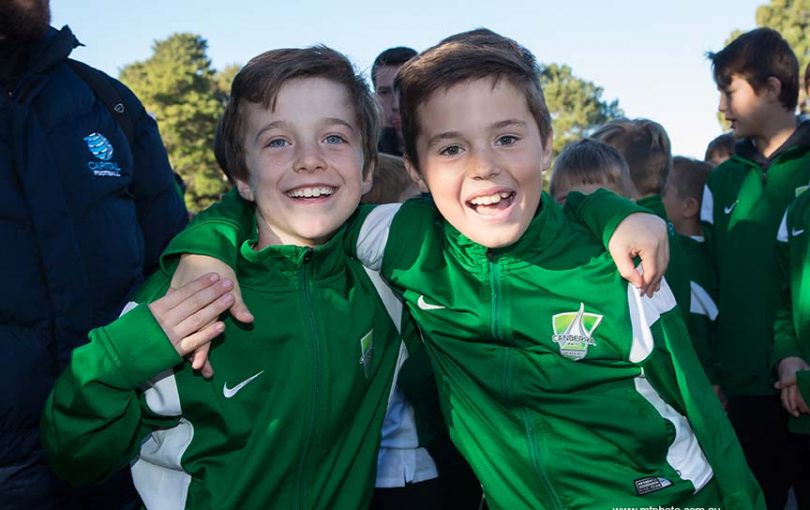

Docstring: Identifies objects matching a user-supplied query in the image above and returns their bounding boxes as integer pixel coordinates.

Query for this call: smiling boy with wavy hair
[42,46,417,510]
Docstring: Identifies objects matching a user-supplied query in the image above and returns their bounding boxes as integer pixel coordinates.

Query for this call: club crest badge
[551,303,603,361]
[359,330,374,378]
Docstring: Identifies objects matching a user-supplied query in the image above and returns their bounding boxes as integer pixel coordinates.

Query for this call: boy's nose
[467,147,500,179]
[293,142,327,173]
[718,93,728,113]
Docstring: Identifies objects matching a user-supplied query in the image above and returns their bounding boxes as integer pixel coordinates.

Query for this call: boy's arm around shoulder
[41,272,233,485]
[163,189,255,323]
[41,298,180,485]
[564,190,668,296]
[160,189,255,274]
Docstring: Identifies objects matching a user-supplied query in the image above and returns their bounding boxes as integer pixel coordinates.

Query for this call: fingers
[786,386,802,418]
[176,321,225,358]
[229,288,255,324]
[200,358,214,379]
[190,342,214,379]
[175,292,234,339]
[190,341,211,371]
[615,256,644,291]
[161,273,221,310]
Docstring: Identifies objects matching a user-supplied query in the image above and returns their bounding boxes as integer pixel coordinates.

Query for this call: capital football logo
[84,132,114,161]
[551,303,602,361]
[83,132,122,176]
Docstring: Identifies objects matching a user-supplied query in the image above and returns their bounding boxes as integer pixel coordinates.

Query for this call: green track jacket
[701,121,810,396]
[775,186,810,434]
[680,235,720,383]
[42,223,413,510]
[166,191,762,509]
[636,195,691,323]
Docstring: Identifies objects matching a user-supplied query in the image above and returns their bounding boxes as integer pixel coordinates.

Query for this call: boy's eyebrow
[491,119,527,130]
[426,120,528,149]
[254,118,355,143]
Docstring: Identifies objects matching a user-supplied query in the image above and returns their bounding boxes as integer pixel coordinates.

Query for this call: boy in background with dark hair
[362,153,421,204]
[549,138,637,204]
[593,118,692,321]
[704,27,810,508]
[704,132,736,166]
[663,157,725,406]
[372,46,417,156]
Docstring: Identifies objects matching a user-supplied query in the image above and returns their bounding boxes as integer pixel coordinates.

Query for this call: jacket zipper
[296,249,320,510]
[521,409,564,509]
[488,253,502,341]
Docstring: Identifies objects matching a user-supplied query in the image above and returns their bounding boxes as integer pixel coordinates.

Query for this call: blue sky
[53,0,763,158]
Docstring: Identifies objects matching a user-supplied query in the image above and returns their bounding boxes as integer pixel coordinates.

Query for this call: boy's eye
[439,145,462,156]
[496,135,519,146]
[266,138,289,149]
[324,134,346,145]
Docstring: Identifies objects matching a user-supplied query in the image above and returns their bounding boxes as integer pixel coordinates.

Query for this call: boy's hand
[171,255,254,376]
[148,273,234,378]
[775,356,810,417]
[172,254,254,323]
[608,213,669,297]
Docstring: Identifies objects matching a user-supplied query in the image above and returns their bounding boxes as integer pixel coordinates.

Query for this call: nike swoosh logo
[223,370,264,399]
[723,200,739,214]
[793,228,805,236]
[417,295,445,310]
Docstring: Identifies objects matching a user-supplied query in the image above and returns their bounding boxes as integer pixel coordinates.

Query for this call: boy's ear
[361,162,375,195]
[763,76,783,102]
[404,156,427,192]
[683,196,700,218]
[541,131,554,172]
[234,177,255,202]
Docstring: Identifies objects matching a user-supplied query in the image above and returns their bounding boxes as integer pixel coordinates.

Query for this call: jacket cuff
[98,303,182,389]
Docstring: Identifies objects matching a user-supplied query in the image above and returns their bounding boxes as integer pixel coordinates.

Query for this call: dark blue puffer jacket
[0,26,188,509]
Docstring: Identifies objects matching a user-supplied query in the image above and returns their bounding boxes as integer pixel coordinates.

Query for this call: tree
[120,33,228,212]
[757,0,810,112]
[540,63,624,158]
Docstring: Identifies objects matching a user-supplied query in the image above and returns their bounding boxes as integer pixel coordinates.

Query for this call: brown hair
[361,153,419,204]
[708,28,799,112]
[215,46,379,183]
[591,118,672,197]
[550,139,636,199]
[704,132,736,166]
[666,156,713,203]
[396,28,551,170]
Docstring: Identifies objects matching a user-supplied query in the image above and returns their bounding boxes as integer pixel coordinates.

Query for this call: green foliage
[757,0,810,112]
[120,33,230,212]
[540,63,624,158]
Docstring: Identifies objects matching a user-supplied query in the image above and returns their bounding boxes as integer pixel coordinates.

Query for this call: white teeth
[288,186,335,198]
[470,192,512,206]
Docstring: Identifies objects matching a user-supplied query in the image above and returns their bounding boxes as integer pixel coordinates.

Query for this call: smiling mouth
[286,186,335,199]
[467,191,516,214]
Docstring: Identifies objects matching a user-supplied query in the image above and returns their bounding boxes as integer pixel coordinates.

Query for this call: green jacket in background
[42,221,414,510]
[701,120,810,396]
[636,195,692,324]
[680,235,720,383]
[774,185,810,434]
[169,190,762,509]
